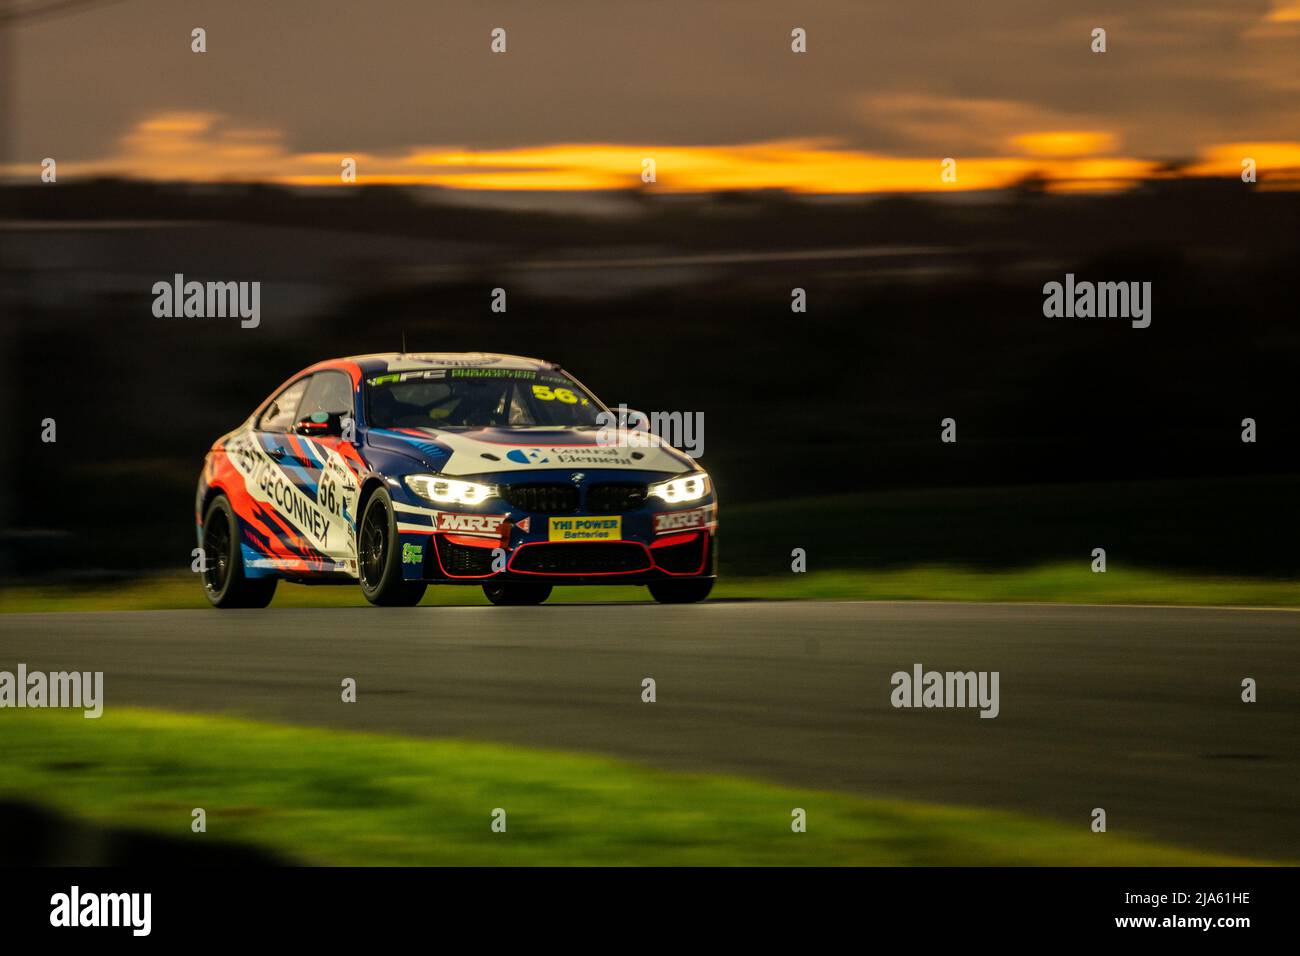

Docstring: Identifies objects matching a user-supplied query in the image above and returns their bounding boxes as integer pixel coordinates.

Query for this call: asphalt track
[2,601,1296,860]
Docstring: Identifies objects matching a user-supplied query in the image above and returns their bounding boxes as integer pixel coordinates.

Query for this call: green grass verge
[3,563,1299,613]
[721,565,1300,607]
[0,708,1253,866]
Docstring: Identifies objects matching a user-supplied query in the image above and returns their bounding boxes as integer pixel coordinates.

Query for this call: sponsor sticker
[226,429,334,552]
[437,513,508,536]
[506,446,634,467]
[450,368,537,379]
[653,507,710,534]
[506,448,551,465]
[549,516,621,542]
[401,543,424,564]
[366,369,447,386]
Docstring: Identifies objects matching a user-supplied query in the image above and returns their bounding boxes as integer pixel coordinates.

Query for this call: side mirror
[294,411,344,437]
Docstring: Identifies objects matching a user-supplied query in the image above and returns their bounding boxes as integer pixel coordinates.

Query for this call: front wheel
[482,582,552,606]
[201,495,278,608]
[647,579,714,604]
[358,488,427,607]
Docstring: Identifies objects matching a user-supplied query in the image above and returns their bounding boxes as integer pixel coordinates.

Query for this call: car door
[284,370,360,569]
[251,375,322,570]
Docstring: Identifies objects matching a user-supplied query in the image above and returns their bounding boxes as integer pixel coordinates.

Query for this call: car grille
[586,482,647,513]
[511,543,650,575]
[652,535,707,574]
[498,483,579,514]
[435,538,495,576]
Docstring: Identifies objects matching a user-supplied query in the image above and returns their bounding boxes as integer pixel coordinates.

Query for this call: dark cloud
[11,0,1298,164]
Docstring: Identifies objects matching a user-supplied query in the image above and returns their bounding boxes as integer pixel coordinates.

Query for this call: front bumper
[391,469,718,585]
[423,530,717,585]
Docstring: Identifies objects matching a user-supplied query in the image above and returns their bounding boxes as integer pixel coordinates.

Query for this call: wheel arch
[356,474,391,527]
[198,482,228,529]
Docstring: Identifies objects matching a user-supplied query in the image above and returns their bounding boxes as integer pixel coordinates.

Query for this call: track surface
[2,601,1296,859]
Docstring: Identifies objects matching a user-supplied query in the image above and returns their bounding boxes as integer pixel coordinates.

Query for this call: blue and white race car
[196,352,717,607]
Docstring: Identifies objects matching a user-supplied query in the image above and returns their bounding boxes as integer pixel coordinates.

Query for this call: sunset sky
[9,0,1300,192]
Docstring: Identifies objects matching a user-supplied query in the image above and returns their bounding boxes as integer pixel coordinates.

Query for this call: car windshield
[364,368,606,429]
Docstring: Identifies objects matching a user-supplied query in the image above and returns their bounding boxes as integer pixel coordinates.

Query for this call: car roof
[343,352,557,375]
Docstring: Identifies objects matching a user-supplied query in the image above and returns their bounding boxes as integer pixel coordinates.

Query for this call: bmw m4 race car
[196,353,717,608]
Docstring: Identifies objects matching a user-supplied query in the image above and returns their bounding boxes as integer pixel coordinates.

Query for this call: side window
[257,378,310,433]
[297,371,354,419]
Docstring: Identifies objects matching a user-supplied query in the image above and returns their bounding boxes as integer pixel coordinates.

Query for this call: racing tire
[647,579,714,604]
[358,488,427,607]
[201,495,278,609]
[482,582,553,606]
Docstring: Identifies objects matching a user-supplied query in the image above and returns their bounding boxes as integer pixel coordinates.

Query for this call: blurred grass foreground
[0,709,1254,866]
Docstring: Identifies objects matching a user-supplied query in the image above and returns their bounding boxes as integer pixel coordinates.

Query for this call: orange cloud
[1266,1,1300,22]
[1184,142,1300,188]
[860,94,1110,157]
[385,142,1040,192]
[1009,131,1118,158]
[16,112,1299,194]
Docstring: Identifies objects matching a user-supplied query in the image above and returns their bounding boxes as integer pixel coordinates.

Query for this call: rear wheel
[647,579,713,604]
[482,581,553,606]
[358,488,427,606]
[201,495,277,608]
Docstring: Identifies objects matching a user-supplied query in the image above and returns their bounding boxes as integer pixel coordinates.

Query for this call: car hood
[366,426,697,477]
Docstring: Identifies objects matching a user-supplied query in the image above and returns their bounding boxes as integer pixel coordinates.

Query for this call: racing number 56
[532,384,579,403]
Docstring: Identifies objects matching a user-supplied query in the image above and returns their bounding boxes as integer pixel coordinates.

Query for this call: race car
[195,352,717,608]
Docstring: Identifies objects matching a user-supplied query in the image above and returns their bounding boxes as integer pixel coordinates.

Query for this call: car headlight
[648,472,710,504]
[405,475,497,506]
